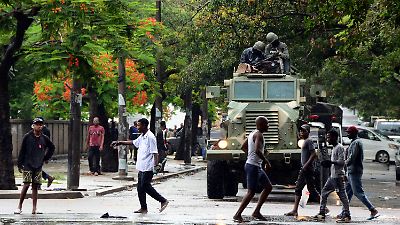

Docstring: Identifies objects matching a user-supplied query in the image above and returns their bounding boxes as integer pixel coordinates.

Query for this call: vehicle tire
[376,151,390,164]
[223,172,238,196]
[207,160,225,199]
[396,167,400,181]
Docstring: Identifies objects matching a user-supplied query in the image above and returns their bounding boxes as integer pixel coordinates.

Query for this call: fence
[11,119,89,160]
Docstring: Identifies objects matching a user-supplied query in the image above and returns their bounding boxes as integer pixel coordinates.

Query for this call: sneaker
[336,215,351,223]
[160,200,169,213]
[313,213,326,221]
[14,208,22,214]
[367,208,379,220]
[94,172,99,176]
[325,207,330,215]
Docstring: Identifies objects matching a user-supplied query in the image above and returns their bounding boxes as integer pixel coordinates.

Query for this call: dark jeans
[137,171,167,210]
[294,169,320,198]
[88,146,101,173]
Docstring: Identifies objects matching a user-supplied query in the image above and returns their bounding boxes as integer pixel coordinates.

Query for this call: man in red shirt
[86,117,105,176]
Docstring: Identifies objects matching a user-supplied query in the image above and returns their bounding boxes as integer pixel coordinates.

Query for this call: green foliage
[5,0,160,119]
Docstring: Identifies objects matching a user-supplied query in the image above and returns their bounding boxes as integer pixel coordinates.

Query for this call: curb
[94,166,206,196]
[0,166,206,199]
[0,191,84,200]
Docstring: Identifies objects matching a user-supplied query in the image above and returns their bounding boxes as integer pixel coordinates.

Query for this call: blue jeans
[137,171,167,210]
[346,173,375,211]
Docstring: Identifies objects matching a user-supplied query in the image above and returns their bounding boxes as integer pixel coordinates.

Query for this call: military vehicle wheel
[223,173,238,196]
[207,160,225,199]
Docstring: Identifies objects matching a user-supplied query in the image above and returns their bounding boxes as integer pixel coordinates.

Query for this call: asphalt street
[1,160,400,225]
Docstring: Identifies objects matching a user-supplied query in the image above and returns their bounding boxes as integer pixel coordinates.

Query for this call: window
[266,81,295,100]
[233,81,263,100]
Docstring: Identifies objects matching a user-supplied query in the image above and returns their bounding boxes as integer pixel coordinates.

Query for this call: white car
[343,126,400,163]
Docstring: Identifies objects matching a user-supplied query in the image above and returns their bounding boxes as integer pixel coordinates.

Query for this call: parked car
[342,125,400,163]
[166,127,207,156]
[374,119,400,143]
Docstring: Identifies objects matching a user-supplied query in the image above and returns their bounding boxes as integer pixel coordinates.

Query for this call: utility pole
[114,56,133,180]
[67,78,81,190]
[154,0,163,132]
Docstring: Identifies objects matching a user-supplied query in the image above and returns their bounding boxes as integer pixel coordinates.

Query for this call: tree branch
[0,6,41,77]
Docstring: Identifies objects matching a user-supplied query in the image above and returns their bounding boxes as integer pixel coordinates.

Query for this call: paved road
[1,162,400,224]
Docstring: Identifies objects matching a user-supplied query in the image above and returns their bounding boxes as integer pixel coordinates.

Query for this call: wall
[11,119,89,160]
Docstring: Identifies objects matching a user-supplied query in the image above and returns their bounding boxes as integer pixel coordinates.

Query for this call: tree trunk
[88,86,118,172]
[183,89,192,164]
[0,73,16,190]
[67,79,81,190]
[0,7,40,190]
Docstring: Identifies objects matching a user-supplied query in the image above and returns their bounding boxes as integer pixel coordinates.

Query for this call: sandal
[284,211,298,217]
[32,210,43,214]
[14,209,22,214]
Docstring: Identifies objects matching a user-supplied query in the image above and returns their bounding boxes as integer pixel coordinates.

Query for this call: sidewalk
[0,155,206,199]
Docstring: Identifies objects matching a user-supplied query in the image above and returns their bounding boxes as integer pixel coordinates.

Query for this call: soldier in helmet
[265,32,290,73]
[240,41,266,66]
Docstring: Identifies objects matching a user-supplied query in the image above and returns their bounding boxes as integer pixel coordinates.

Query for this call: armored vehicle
[206,69,342,199]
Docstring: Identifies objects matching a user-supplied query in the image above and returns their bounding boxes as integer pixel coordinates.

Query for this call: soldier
[233,116,273,223]
[265,32,290,73]
[240,41,266,66]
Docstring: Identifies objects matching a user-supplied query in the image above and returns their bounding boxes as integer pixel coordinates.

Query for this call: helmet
[299,124,310,133]
[346,126,358,134]
[253,41,266,52]
[266,32,279,44]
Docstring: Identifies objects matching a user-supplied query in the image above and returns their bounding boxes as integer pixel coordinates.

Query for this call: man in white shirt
[111,118,169,214]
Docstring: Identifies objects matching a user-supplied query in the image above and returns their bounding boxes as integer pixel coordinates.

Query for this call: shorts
[22,169,42,185]
[245,163,270,191]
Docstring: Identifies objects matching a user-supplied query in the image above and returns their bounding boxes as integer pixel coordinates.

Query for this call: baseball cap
[346,126,358,134]
[299,124,310,133]
[32,117,44,124]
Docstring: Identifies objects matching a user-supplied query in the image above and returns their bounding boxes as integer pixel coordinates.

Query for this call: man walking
[15,117,55,214]
[111,118,169,213]
[285,124,321,217]
[339,126,379,220]
[313,129,351,223]
[86,117,104,176]
[233,116,273,223]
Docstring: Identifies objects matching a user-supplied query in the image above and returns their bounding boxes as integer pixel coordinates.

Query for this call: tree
[0,1,41,190]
